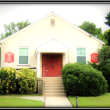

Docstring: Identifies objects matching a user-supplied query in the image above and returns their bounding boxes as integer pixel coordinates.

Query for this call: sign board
[5,52,14,63]
[91,52,100,63]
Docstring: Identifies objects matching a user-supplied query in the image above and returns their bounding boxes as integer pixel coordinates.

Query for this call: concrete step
[43,93,66,97]
[41,77,66,97]
[42,77,63,82]
[43,82,64,86]
[43,86,64,90]
[43,90,65,93]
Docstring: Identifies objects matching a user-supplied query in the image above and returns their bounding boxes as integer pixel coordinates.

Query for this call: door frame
[36,51,68,77]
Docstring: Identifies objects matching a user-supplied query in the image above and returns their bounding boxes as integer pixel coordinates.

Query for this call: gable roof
[0,12,105,44]
[36,38,69,51]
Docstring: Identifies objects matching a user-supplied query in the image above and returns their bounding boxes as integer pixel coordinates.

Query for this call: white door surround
[36,39,69,77]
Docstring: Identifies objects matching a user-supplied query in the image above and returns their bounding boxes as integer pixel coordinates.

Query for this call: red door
[42,54,62,77]
[42,54,52,77]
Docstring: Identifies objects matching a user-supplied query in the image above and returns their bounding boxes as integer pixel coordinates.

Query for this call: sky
[0,3,110,35]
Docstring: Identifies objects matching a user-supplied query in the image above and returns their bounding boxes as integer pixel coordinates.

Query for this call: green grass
[68,93,110,108]
[0,97,44,108]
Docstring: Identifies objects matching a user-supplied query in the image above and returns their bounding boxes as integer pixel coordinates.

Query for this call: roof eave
[0,12,54,42]
[52,12,106,44]
[0,12,106,45]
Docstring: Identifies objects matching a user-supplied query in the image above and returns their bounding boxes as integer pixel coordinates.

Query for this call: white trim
[18,47,29,65]
[36,39,69,50]
[76,47,87,64]
[66,51,68,64]
[75,46,87,48]
[37,50,68,53]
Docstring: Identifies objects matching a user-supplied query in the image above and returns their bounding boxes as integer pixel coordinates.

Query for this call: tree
[105,12,110,26]
[0,19,31,40]
[88,45,110,92]
[104,12,110,46]
[97,45,110,91]
[79,21,97,35]
[78,21,105,42]
[104,29,110,45]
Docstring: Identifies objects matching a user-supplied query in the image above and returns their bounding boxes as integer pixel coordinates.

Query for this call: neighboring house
[0,12,105,78]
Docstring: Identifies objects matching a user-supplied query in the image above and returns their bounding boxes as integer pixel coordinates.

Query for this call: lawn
[68,93,110,108]
[0,97,44,108]
[0,94,44,108]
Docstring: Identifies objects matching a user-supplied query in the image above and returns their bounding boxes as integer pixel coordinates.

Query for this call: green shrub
[97,63,110,92]
[17,68,37,94]
[62,63,108,96]
[87,61,99,70]
[98,45,110,63]
[0,67,17,94]
[88,61,110,92]
[97,45,110,92]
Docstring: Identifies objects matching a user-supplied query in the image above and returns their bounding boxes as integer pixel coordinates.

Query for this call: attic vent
[51,19,55,26]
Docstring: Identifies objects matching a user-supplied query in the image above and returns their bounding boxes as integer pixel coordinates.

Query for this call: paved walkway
[21,96,73,108]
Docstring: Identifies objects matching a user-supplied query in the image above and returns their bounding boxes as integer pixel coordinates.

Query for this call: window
[76,48,86,64]
[50,19,55,26]
[19,48,29,65]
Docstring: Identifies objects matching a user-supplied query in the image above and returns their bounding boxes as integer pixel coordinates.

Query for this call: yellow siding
[1,13,103,76]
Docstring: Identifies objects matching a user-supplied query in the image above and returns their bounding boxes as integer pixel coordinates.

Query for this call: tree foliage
[78,21,105,42]
[105,12,110,26]
[79,21,97,35]
[104,12,110,46]
[98,45,110,91]
[104,29,110,45]
[0,19,31,40]
[98,45,110,65]
[88,45,110,92]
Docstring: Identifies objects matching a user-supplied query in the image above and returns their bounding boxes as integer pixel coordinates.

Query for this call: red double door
[42,54,62,77]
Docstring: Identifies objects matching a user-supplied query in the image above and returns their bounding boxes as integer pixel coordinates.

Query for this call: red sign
[5,52,14,63]
[91,52,100,63]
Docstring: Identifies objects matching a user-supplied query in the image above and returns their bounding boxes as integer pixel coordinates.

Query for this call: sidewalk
[44,96,73,107]
[21,96,73,108]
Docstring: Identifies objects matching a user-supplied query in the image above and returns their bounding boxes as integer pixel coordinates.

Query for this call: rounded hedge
[62,63,108,96]
[0,67,17,94]
[17,68,37,94]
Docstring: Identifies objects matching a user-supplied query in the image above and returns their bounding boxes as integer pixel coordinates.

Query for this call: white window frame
[18,47,29,65]
[76,47,87,64]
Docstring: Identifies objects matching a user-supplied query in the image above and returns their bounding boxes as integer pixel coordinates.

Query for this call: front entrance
[42,54,62,77]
